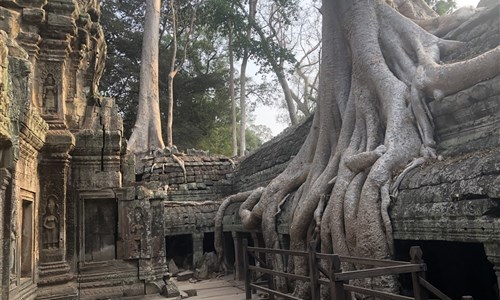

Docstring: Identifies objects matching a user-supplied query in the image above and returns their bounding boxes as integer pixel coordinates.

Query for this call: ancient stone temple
[0,1,169,298]
[0,0,499,300]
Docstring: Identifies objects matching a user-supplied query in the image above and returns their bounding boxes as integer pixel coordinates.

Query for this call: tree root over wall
[216,0,499,297]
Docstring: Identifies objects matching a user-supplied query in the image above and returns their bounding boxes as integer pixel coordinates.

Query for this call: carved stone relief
[9,205,18,287]
[39,63,62,118]
[42,74,58,115]
[121,200,152,260]
[42,196,59,250]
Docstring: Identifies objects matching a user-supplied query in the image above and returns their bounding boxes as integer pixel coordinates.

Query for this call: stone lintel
[393,217,499,243]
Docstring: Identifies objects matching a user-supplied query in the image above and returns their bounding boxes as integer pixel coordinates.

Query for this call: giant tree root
[214,0,499,297]
[214,188,263,271]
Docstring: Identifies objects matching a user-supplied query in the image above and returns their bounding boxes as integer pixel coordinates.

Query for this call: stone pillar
[0,168,11,299]
[192,232,204,268]
[37,130,76,299]
[232,232,244,280]
[484,243,500,293]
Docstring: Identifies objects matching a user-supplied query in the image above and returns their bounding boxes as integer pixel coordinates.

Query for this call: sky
[251,0,481,139]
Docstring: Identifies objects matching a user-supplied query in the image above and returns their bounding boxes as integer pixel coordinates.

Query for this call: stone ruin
[0,0,498,299]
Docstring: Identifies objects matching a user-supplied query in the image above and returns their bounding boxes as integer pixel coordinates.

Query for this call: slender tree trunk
[127,0,164,155]
[240,4,299,126]
[276,70,299,125]
[167,0,178,148]
[239,54,248,157]
[239,0,257,157]
[229,20,238,157]
[166,0,199,148]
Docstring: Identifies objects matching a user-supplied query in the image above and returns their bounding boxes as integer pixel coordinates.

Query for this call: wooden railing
[242,239,463,300]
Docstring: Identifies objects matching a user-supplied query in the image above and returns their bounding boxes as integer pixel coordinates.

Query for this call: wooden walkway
[146,275,257,300]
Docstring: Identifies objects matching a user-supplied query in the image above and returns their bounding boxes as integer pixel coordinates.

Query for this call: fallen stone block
[176,270,194,281]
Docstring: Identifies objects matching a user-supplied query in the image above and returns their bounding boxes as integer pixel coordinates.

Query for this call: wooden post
[309,242,320,300]
[268,270,275,300]
[410,246,428,300]
[329,255,346,300]
[243,239,252,300]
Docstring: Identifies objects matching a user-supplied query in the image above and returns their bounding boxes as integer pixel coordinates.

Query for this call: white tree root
[214,189,261,271]
[171,154,187,183]
[390,157,427,197]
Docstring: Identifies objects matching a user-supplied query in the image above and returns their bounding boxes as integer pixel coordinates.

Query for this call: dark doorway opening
[395,240,498,299]
[222,232,235,271]
[203,232,215,253]
[166,234,193,269]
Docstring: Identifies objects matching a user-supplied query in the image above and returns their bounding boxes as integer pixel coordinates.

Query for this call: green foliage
[197,125,265,156]
[425,0,457,15]
[101,0,234,152]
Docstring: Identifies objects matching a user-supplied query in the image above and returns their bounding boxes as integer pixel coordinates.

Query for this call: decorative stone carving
[42,196,59,250]
[9,209,18,287]
[122,201,151,259]
[0,31,9,141]
[43,74,58,115]
[129,206,146,257]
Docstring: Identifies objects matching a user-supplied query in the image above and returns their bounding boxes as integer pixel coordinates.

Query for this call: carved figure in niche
[129,207,145,257]
[130,207,145,235]
[43,74,58,114]
[10,214,17,284]
[43,196,59,250]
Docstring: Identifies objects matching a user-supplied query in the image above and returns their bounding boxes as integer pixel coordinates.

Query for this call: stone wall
[138,154,235,202]
[233,116,312,192]
[0,1,168,299]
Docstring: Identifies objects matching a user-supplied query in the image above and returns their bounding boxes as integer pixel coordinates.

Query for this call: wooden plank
[344,284,415,300]
[334,264,425,281]
[419,278,452,300]
[329,255,346,300]
[249,283,302,300]
[410,246,428,300]
[247,246,308,257]
[248,265,309,281]
[339,256,411,267]
[316,253,410,267]
[309,244,320,300]
[318,265,330,278]
[243,239,251,300]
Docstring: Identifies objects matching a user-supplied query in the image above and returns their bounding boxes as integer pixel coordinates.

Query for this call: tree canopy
[101,0,270,155]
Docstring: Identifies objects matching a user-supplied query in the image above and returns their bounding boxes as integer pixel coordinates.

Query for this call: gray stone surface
[177,271,194,281]
[169,259,180,276]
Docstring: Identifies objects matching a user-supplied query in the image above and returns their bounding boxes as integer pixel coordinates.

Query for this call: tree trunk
[229,20,238,157]
[276,70,299,125]
[242,3,299,126]
[238,0,257,157]
[215,0,500,297]
[166,0,178,148]
[239,54,248,157]
[166,0,199,148]
[127,0,164,155]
